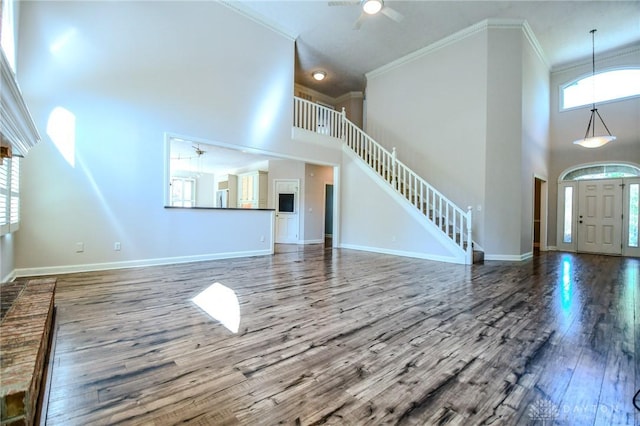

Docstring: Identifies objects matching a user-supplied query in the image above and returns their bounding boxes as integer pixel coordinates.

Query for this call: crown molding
[0,49,40,156]
[335,91,364,104]
[551,43,640,74]
[367,19,549,80]
[521,20,549,70]
[219,1,298,42]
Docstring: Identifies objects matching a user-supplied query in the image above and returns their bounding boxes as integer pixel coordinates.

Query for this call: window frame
[170,176,196,208]
[559,67,640,112]
[559,162,640,182]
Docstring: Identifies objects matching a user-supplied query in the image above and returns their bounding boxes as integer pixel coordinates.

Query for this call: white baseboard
[14,249,273,278]
[484,252,533,261]
[302,239,324,245]
[546,245,558,251]
[1,271,16,283]
[339,243,466,265]
[521,251,534,261]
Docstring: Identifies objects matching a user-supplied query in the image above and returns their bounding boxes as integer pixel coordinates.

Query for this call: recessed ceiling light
[312,71,326,81]
[362,0,383,15]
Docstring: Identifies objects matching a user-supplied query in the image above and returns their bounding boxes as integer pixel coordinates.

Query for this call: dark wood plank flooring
[38,247,639,425]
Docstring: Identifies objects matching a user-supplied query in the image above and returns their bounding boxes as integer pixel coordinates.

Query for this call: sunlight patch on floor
[192,282,240,333]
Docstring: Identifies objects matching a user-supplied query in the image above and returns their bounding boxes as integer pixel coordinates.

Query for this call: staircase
[293,97,483,264]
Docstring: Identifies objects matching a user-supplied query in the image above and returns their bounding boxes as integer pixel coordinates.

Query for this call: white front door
[577,179,622,255]
[274,180,299,243]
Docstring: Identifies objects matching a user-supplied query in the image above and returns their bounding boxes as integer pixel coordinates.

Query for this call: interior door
[275,180,299,244]
[577,179,622,255]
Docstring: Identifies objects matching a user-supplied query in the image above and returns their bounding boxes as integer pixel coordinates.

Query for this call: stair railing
[293,97,473,263]
[293,97,345,138]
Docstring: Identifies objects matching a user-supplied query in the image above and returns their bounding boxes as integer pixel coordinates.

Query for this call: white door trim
[273,179,300,244]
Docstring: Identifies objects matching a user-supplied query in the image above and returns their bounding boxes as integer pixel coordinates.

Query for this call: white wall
[547,46,640,246]
[484,26,550,258]
[335,92,364,129]
[195,173,216,208]
[14,1,303,273]
[365,27,488,248]
[520,33,550,254]
[484,27,524,256]
[0,233,16,281]
[303,163,334,242]
[364,21,550,258]
[340,149,462,262]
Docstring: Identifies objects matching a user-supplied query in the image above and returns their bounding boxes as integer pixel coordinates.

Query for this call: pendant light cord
[590,29,596,137]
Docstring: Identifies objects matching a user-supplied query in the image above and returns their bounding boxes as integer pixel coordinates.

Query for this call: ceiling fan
[329,0,404,30]
[193,144,206,157]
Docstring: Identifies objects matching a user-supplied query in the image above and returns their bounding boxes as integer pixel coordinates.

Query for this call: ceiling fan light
[312,70,326,81]
[573,135,616,148]
[362,0,383,15]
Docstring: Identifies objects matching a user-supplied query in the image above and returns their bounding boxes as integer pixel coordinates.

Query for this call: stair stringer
[340,146,468,264]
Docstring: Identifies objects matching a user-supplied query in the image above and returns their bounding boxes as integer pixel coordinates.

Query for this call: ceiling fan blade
[381,6,404,23]
[352,12,366,30]
[328,1,358,6]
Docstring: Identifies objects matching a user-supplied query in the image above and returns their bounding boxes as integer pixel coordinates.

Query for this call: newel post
[341,107,347,141]
[466,206,473,264]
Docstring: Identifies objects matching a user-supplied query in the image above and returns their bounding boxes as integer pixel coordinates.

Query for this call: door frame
[323,183,334,239]
[623,177,640,257]
[273,178,300,244]
[557,163,640,257]
[533,175,548,252]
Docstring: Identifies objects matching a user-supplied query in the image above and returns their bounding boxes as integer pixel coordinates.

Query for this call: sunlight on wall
[47,107,76,167]
[192,282,240,333]
[75,154,126,242]
[250,76,287,146]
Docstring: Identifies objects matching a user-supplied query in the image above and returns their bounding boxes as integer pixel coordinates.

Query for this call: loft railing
[293,96,473,263]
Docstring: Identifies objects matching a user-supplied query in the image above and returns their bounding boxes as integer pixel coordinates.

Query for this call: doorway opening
[534,178,541,253]
[324,183,334,247]
[533,177,548,254]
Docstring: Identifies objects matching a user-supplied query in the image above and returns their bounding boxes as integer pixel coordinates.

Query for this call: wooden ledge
[0,278,56,426]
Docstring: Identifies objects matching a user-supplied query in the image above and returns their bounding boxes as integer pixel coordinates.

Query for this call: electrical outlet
[260,235,265,242]
[75,242,84,253]
[114,242,121,251]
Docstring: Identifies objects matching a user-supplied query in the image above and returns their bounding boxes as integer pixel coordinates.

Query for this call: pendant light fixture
[573,29,616,148]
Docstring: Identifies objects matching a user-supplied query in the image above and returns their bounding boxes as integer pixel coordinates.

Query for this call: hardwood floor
[39,247,638,425]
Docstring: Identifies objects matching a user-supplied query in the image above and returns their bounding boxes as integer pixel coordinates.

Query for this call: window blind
[0,157,19,235]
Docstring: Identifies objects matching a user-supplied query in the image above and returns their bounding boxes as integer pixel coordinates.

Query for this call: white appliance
[216,189,228,208]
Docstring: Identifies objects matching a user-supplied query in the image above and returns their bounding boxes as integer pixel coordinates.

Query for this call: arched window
[561,68,640,110]
[560,163,640,181]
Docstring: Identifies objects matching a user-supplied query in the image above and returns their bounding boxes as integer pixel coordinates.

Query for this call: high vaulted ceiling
[234,1,640,98]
